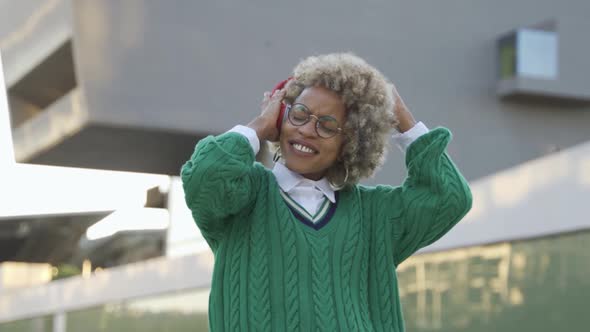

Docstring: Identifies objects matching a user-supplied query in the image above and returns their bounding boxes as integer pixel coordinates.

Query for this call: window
[498,26,557,80]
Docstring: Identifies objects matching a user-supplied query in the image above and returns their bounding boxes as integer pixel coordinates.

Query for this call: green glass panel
[66,289,210,332]
[0,316,52,332]
[500,45,516,79]
[399,231,590,331]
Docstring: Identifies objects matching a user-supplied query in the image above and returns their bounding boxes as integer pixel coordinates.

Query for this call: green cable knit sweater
[181,127,472,332]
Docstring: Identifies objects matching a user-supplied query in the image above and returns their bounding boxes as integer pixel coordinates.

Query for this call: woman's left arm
[389,86,473,265]
[390,84,417,134]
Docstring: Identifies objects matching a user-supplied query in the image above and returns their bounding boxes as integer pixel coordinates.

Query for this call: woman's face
[279,86,346,180]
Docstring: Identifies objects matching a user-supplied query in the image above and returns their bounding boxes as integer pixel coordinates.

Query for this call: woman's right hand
[247,88,286,142]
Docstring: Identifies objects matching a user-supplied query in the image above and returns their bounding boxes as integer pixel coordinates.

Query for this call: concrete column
[53,312,66,332]
[0,51,15,168]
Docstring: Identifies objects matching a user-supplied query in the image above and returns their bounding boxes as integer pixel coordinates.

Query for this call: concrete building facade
[1,1,589,331]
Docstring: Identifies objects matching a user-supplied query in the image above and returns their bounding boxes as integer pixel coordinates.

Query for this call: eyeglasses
[286,103,342,139]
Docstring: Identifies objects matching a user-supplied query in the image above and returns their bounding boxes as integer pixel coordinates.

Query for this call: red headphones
[270,77,292,132]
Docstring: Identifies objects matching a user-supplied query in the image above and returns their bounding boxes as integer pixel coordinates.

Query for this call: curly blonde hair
[280,53,397,187]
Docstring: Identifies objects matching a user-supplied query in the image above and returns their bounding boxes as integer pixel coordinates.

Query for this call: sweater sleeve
[180,132,259,250]
[392,127,472,265]
[362,127,472,266]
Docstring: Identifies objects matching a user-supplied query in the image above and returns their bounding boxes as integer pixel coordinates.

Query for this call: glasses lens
[317,117,340,138]
[288,104,309,125]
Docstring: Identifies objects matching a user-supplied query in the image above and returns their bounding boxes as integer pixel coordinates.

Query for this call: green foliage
[53,264,81,280]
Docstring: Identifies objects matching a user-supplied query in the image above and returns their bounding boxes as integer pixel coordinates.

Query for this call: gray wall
[3,0,590,182]
[71,0,590,182]
[0,0,71,88]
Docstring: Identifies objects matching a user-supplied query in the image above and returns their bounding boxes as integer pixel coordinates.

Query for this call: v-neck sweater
[279,189,338,230]
[180,128,472,332]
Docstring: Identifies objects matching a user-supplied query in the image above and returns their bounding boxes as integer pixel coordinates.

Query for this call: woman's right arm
[180,87,286,249]
[180,132,259,249]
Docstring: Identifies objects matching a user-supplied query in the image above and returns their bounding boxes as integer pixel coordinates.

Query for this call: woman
[181,53,472,331]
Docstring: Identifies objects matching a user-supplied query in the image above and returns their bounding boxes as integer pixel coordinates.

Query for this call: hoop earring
[329,166,349,190]
[273,147,282,163]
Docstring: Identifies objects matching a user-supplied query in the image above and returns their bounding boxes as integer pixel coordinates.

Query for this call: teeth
[293,143,315,153]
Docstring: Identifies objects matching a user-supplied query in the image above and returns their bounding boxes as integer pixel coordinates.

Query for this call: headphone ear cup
[271,77,292,132]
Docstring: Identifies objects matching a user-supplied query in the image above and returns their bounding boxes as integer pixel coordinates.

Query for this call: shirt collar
[272,162,336,203]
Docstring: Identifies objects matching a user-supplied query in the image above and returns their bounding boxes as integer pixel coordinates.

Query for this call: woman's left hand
[391,84,417,133]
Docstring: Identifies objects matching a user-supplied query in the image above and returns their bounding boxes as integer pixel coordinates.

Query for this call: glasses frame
[285,103,343,139]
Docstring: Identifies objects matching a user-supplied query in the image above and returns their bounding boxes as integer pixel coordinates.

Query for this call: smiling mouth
[291,143,318,154]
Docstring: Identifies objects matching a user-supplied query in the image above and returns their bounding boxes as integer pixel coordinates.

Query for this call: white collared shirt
[229,122,429,218]
[272,162,335,215]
